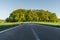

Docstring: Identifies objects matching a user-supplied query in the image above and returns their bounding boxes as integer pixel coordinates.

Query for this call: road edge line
[0,25,21,33]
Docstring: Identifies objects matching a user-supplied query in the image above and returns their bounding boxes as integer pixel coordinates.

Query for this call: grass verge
[0,22,20,31]
[39,24,60,28]
[36,22,60,28]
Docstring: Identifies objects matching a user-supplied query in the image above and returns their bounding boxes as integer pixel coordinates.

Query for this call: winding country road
[0,23,60,40]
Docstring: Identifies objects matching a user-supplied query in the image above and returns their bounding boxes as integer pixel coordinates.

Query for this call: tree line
[6,9,58,22]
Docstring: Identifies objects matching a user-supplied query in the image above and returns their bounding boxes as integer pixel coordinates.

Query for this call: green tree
[6,9,58,22]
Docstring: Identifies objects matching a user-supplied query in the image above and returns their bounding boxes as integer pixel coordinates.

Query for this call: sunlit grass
[37,22,60,28]
[38,22,60,25]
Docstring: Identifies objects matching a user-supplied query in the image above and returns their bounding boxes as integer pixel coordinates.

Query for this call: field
[37,22,60,28]
[0,22,20,31]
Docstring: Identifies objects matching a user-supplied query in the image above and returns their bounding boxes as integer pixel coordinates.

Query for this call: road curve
[0,23,60,40]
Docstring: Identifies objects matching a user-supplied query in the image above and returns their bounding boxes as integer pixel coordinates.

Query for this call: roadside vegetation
[0,22,20,31]
[37,22,60,28]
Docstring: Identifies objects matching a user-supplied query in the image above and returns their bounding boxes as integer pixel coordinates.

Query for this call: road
[0,23,60,40]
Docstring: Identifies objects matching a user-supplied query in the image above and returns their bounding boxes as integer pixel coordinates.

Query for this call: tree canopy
[6,9,58,22]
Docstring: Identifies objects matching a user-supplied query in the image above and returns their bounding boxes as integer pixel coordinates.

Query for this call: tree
[9,9,26,22]
[25,10,33,21]
[6,9,58,22]
[31,10,39,21]
[49,13,58,22]
[5,18,10,22]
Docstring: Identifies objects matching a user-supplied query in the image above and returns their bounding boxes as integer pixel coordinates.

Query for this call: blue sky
[0,0,60,19]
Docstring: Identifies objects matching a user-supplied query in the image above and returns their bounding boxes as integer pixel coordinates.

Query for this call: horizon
[0,0,60,20]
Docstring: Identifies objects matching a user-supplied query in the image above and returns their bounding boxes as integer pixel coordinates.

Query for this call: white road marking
[0,25,21,33]
[31,28,40,40]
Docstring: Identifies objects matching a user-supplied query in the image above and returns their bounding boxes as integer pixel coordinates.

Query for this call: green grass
[0,22,60,31]
[37,22,60,28]
[0,22,20,31]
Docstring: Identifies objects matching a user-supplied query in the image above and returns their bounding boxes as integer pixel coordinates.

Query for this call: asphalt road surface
[0,23,60,40]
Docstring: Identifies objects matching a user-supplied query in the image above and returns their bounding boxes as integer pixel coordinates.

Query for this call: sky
[0,0,60,19]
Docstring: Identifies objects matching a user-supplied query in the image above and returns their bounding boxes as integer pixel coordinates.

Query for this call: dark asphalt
[0,23,60,40]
